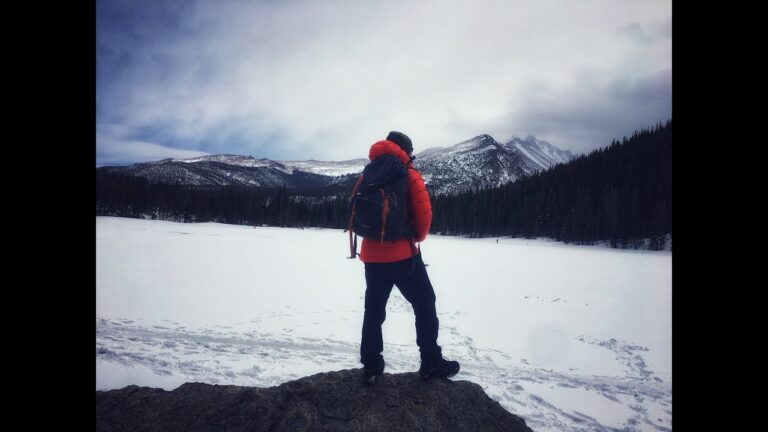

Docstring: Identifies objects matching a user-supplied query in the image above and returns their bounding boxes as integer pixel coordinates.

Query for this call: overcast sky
[96,0,671,166]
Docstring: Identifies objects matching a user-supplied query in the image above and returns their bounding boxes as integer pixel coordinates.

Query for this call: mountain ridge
[98,134,574,195]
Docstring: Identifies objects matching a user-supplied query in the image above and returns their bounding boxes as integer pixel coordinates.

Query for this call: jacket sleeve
[408,168,432,242]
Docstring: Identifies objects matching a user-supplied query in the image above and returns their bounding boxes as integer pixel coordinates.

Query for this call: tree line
[96,173,349,228]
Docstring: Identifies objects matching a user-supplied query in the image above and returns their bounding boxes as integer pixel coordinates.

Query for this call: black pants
[360,253,442,366]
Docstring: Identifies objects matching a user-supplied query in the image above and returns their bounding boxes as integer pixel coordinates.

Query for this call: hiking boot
[362,359,385,385]
[419,357,460,379]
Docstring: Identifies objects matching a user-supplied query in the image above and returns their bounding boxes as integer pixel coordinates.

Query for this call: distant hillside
[96,134,573,196]
[95,123,670,249]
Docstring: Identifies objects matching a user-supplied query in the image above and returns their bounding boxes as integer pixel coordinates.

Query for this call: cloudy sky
[96,0,671,166]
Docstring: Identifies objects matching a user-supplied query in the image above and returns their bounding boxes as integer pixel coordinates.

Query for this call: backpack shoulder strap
[347,175,364,259]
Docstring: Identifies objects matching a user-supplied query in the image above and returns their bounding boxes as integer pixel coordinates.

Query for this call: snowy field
[96,216,671,432]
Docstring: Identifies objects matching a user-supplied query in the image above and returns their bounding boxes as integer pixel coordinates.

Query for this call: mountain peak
[476,133,496,142]
[466,134,500,146]
[503,136,574,170]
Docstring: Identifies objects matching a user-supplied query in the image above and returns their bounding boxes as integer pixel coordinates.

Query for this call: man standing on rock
[349,131,460,385]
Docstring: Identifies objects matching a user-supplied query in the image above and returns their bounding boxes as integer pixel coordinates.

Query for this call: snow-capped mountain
[97,135,573,195]
[503,136,574,171]
[100,157,337,190]
[413,134,573,195]
[177,155,368,177]
[279,159,368,177]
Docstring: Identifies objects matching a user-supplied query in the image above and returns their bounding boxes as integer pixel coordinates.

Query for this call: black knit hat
[386,131,413,155]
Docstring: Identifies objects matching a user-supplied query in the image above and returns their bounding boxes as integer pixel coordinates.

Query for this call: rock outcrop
[96,369,534,431]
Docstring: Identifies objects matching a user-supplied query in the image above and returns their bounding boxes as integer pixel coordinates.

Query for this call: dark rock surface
[96,369,534,431]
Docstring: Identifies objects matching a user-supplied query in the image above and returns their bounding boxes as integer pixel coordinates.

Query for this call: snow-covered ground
[96,216,671,432]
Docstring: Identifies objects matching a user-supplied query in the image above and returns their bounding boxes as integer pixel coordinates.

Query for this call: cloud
[97,0,672,164]
[620,17,672,44]
[96,138,210,167]
[96,124,209,166]
[497,67,672,154]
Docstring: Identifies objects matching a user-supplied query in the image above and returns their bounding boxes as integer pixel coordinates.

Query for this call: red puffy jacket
[353,140,432,263]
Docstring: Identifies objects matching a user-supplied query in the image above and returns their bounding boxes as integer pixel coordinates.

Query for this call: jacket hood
[368,140,412,165]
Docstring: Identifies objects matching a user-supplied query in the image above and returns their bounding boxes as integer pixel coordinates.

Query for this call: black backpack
[347,155,414,258]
